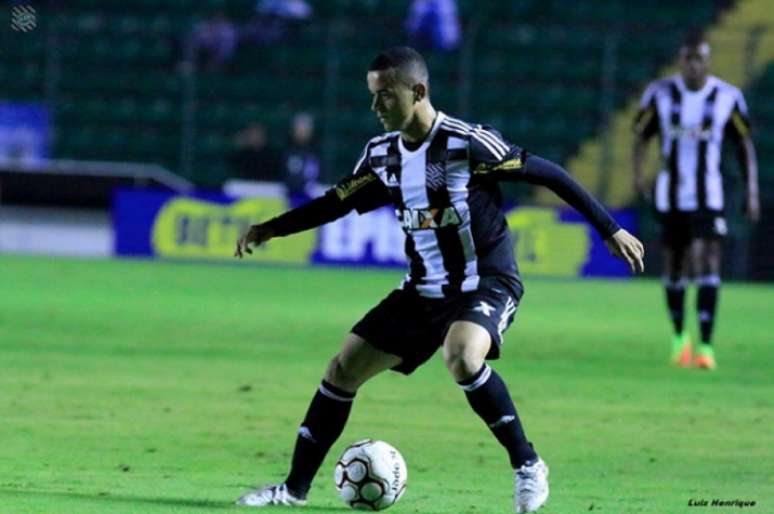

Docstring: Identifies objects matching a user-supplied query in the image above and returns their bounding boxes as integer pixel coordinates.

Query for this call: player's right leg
[662,243,692,367]
[236,334,401,507]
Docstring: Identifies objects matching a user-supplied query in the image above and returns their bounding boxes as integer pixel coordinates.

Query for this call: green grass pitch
[1,255,772,513]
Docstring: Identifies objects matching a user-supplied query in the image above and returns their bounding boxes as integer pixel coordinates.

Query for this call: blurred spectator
[186,12,237,71]
[405,0,461,52]
[241,0,312,46]
[0,102,50,166]
[229,122,281,181]
[283,113,320,201]
[257,0,312,20]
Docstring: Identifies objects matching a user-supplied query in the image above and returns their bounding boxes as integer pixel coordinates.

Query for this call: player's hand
[605,228,645,274]
[746,193,760,222]
[235,224,274,258]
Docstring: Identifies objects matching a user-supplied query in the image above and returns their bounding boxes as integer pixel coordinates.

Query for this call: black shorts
[351,276,523,375]
[658,210,728,248]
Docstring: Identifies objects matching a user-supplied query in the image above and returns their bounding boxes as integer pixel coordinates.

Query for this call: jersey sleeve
[334,145,392,214]
[264,145,391,237]
[467,126,619,239]
[723,89,755,173]
[632,82,659,139]
[725,89,752,141]
[468,124,526,177]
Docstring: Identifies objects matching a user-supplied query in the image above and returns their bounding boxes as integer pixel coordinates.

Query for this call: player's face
[679,45,710,84]
[367,69,416,132]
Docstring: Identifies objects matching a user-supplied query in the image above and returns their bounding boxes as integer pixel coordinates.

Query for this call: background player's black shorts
[351,276,523,375]
[658,210,728,247]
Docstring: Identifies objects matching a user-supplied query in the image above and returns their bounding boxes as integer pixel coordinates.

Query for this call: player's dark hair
[681,32,708,50]
[369,46,429,88]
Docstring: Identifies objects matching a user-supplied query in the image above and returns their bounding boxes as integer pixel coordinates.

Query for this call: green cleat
[694,343,717,370]
[670,333,692,367]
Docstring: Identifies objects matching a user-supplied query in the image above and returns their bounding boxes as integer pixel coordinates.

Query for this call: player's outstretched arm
[235,165,391,258]
[518,155,645,273]
[518,155,619,233]
[468,127,645,273]
[234,190,353,259]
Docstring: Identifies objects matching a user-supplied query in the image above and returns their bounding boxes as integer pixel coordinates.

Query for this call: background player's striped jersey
[634,74,751,213]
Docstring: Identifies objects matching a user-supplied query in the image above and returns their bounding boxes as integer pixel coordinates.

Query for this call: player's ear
[412,84,426,103]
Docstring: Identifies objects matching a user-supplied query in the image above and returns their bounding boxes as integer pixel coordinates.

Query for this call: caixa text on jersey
[396,206,462,231]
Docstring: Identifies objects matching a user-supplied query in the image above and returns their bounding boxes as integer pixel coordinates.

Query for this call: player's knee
[705,252,722,276]
[442,339,486,381]
[324,354,363,392]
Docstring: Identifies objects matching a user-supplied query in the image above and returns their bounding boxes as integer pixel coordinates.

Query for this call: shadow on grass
[0,488,350,512]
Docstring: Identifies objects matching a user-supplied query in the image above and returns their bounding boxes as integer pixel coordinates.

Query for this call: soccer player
[235,47,644,513]
[633,35,760,370]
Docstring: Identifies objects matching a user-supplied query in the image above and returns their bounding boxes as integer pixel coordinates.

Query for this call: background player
[633,35,760,370]
[235,47,644,513]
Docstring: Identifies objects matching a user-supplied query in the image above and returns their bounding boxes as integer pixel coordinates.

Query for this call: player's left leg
[691,237,722,369]
[443,322,538,467]
[442,322,548,513]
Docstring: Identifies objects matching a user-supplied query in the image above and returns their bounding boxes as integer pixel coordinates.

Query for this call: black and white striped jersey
[345,112,523,298]
[634,74,752,213]
[267,111,620,299]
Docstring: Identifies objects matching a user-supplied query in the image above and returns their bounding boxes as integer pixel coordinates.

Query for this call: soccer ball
[334,439,407,510]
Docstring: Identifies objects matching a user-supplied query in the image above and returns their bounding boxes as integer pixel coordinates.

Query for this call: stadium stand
[0,0,737,189]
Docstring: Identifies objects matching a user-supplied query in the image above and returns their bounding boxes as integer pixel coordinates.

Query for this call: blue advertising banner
[504,206,636,277]
[113,189,636,278]
[113,189,316,264]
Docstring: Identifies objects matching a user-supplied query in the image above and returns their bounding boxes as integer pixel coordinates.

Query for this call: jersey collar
[398,111,446,158]
[675,74,716,95]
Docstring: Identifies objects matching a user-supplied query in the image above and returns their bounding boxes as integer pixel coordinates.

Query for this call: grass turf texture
[1,255,772,514]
